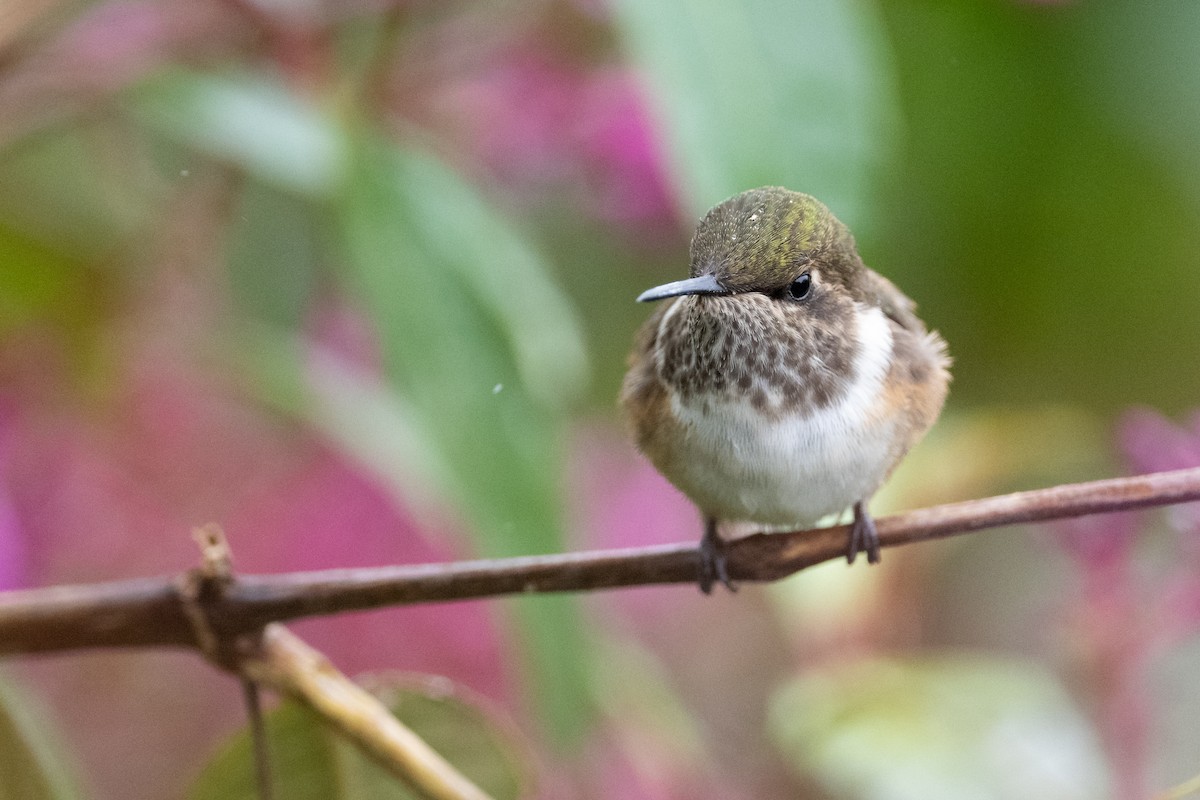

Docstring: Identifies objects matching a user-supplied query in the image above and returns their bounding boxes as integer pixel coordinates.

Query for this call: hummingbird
[620,187,950,593]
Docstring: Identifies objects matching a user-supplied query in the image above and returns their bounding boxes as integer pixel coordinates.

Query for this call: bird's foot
[699,519,737,594]
[847,501,881,565]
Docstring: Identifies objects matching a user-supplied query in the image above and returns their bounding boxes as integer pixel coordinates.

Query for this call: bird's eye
[787,273,812,300]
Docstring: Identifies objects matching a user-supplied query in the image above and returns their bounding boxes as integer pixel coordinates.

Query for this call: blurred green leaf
[590,639,705,763]
[0,128,149,257]
[189,702,335,800]
[0,224,90,334]
[0,671,82,800]
[390,151,588,411]
[226,182,323,329]
[134,70,344,196]
[188,674,531,800]
[333,135,586,551]
[610,0,900,228]
[333,134,591,742]
[770,655,1108,800]
[347,674,533,799]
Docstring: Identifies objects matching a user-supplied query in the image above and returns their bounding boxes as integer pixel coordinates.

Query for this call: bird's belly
[664,393,897,526]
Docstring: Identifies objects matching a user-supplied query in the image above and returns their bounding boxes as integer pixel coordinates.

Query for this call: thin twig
[241,677,275,800]
[192,529,487,800]
[1,467,1199,657]
[242,625,494,800]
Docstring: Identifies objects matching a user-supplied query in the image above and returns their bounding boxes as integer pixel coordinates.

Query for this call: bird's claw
[699,519,737,594]
[847,501,881,565]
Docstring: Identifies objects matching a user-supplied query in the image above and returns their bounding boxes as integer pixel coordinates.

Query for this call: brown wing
[861,268,925,334]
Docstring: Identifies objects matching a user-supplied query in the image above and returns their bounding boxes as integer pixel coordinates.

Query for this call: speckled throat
[655,288,862,417]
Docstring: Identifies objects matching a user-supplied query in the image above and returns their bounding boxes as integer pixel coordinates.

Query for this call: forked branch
[2,467,1199,658]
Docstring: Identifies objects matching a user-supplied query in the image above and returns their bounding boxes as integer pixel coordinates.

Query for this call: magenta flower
[1049,408,1200,799]
[0,402,27,591]
[1119,407,1200,475]
[440,51,678,232]
[1119,407,1200,542]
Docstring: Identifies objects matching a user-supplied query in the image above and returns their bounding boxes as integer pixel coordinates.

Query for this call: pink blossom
[1119,407,1200,541]
[1119,407,1200,475]
[0,402,27,590]
[442,52,678,231]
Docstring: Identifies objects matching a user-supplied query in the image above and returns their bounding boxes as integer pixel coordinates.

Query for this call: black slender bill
[636,274,728,303]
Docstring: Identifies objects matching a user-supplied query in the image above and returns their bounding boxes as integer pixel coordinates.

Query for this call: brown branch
[181,527,493,800]
[2,467,1199,658]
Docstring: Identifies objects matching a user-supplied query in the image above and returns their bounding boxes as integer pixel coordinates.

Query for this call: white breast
[663,304,897,525]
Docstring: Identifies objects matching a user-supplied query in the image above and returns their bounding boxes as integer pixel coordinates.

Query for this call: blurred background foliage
[1,0,1199,798]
